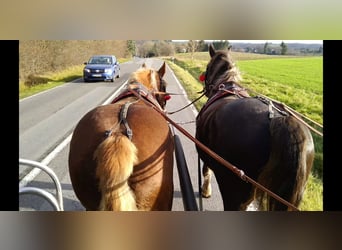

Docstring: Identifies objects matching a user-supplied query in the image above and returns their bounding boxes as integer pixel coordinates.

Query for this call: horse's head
[128,62,170,109]
[201,44,242,98]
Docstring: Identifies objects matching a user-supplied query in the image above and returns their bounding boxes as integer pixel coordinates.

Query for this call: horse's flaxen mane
[123,62,169,110]
[128,63,159,91]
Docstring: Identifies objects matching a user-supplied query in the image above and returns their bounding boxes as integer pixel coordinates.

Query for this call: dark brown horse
[196,44,315,211]
[68,62,174,211]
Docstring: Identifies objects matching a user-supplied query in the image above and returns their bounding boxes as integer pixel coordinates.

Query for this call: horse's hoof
[201,189,211,198]
[202,193,211,198]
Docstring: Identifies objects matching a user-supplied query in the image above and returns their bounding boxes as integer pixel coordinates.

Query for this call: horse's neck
[128,84,163,110]
[209,81,248,98]
[199,81,249,119]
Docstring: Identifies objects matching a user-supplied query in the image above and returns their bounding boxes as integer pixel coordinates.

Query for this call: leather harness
[105,83,164,140]
[198,81,289,119]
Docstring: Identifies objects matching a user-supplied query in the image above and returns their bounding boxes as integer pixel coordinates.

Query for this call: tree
[157,40,175,56]
[280,41,287,55]
[187,40,199,60]
[264,42,269,54]
[212,40,230,50]
[136,41,155,57]
[126,40,136,57]
[197,40,207,52]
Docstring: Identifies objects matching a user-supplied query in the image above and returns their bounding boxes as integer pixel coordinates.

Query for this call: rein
[152,88,206,115]
[127,83,164,111]
[198,82,248,118]
[127,86,300,211]
[166,91,206,115]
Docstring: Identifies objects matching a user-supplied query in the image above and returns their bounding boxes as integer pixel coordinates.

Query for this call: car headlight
[105,68,113,73]
[84,68,90,73]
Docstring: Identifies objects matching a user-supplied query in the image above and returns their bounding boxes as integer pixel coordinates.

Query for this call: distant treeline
[231,42,323,55]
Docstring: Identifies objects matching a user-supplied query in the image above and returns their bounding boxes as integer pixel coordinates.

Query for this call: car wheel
[117,70,120,78]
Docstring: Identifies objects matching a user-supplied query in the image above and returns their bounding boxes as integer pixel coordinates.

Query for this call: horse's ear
[158,62,166,78]
[227,45,232,51]
[141,63,147,68]
[209,44,216,58]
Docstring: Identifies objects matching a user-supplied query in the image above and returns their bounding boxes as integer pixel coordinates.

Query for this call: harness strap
[201,82,290,120]
[256,96,289,118]
[128,83,164,111]
[119,102,134,140]
[106,83,165,140]
[112,83,164,111]
[199,82,247,115]
[111,91,134,104]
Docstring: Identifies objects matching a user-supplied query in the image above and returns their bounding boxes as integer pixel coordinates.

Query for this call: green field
[165,52,323,211]
[237,57,323,124]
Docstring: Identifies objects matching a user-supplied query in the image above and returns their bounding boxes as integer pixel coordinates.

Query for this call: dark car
[83,55,120,82]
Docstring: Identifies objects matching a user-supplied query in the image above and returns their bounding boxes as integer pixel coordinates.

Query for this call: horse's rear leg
[201,164,213,198]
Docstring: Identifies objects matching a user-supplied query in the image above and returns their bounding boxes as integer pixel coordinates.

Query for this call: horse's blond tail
[94,133,138,211]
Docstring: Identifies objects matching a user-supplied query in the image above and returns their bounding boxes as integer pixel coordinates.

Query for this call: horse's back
[197,97,272,173]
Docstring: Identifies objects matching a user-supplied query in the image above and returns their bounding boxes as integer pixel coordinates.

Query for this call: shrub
[24,74,50,87]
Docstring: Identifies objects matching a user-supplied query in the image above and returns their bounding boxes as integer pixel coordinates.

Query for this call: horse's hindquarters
[68,104,123,210]
[68,102,174,211]
[196,98,272,173]
[196,97,315,210]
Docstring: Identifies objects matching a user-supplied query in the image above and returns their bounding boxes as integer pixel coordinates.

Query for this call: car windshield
[88,57,112,65]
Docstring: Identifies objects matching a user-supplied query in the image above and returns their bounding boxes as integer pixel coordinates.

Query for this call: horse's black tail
[256,116,315,210]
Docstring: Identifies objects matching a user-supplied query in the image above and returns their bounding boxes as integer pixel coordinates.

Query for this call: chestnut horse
[196,44,315,211]
[68,62,174,211]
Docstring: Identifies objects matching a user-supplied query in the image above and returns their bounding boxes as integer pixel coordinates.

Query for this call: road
[19,58,223,211]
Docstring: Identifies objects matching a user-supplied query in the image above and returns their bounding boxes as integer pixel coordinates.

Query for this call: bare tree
[187,40,199,60]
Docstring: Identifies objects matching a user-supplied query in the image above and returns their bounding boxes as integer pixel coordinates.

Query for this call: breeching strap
[128,88,300,211]
[249,91,323,137]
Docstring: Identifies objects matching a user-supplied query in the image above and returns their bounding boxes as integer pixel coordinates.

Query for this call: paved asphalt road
[19,58,223,211]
